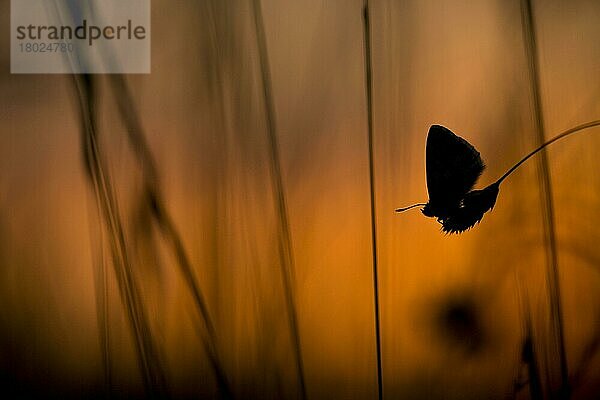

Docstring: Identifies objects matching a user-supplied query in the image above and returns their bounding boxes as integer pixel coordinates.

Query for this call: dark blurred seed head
[432,295,486,355]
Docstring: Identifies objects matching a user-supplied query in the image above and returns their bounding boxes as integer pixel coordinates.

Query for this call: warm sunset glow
[1,1,599,399]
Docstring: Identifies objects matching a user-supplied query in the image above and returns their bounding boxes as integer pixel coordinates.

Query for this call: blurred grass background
[0,0,599,398]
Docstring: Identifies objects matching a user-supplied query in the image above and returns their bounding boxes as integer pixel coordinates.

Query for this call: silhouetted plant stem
[107,75,233,399]
[204,0,228,326]
[522,335,544,400]
[513,276,543,400]
[90,208,111,397]
[73,74,168,399]
[523,312,544,400]
[520,0,569,398]
[494,120,600,186]
[251,1,307,399]
[362,2,384,400]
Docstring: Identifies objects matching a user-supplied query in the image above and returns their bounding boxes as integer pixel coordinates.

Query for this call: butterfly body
[421,201,455,219]
[434,183,499,233]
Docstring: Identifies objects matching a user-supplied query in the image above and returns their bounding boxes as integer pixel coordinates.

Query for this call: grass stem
[108,75,233,399]
[251,1,307,398]
[362,2,384,400]
[520,0,569,397]
[73,74,168,398]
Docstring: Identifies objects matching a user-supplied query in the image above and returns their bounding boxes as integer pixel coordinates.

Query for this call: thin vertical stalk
[520,0,569,398]
[108,75,233,399]
[204,0,228,331]
[73,75,168,398]
[89,205,111,397]
[521,291,544,400]
[83,127,111,396]
[251,1,307,399]
[514,269,543,400]
[523,318,544,400]
[362,2,384,400]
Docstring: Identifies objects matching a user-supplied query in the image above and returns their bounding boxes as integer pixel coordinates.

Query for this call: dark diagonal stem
[251,1,307,398]
[108,75,232,399]
[495,120,600,186]
[73,75,168,398]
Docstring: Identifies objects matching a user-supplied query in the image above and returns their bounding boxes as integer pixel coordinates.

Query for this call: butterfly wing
[426,125,485,209]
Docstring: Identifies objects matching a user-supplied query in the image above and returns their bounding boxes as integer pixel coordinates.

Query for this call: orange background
[0,0,599,398]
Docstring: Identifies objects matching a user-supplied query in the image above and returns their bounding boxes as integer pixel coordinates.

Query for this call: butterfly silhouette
[396,121,600,233]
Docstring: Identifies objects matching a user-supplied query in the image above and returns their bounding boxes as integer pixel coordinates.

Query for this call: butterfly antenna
[395,203,426,213]
[494,120,600,186]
